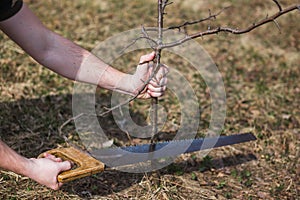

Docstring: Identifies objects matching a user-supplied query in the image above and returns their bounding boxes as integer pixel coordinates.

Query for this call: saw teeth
[95,132,255,151]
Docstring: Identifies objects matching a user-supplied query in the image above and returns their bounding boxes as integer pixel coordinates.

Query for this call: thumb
[135,53,155,79]
[139,52,155,64]
[58,161,72,172]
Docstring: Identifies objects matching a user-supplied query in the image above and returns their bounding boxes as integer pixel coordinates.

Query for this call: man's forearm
[37,31,131,93]
[0,140,30,177]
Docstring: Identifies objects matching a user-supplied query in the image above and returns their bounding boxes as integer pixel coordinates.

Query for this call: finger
[44,153,63,162]
[148,84,167,93]
[46,153,63,162]
[149,79,160,87]
[139,52,155,64]
[59,161,72,172]
[43,153,55,159]
[147,90,164,98]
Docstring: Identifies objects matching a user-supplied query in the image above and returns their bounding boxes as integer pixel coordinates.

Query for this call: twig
[141,25,157,50]
[162,0,173,10]
[58,113,88,145]
[58,113,85,137]
[273,0,282,12]
[98,95,139,117]
[120,35,158,54]
[273,19,281,33]
[167,7,230,31]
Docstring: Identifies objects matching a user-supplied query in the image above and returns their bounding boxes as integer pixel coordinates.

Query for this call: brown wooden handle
[38,147,105,183]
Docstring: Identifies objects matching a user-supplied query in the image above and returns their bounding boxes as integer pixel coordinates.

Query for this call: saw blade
[91,132,256,167]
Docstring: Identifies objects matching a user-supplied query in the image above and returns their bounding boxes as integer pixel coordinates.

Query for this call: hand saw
[39,132,256,183]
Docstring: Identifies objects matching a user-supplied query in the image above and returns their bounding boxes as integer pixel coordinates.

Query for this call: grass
[0,0,299,199]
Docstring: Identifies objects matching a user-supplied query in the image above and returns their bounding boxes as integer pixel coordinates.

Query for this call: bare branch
[141,25,157,50]
[119,35,157,54]
[273,0,282,12]
[167,7,230,31]
[162,0,173,11]
[158,0,164,42]
[59,113,85,137]
[98,94,138,117]
[160,4,299,50]
[273,19,281,33]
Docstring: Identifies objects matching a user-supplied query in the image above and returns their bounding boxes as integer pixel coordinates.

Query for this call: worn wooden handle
[38,147,105,183]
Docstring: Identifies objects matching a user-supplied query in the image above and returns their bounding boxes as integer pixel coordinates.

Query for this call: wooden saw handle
[38,147,105,183]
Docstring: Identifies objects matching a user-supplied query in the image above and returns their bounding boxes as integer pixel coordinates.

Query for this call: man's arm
[0,3,167,98]
[0,140,71,190]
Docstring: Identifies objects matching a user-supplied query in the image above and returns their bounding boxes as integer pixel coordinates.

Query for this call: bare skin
[0,3,168,190]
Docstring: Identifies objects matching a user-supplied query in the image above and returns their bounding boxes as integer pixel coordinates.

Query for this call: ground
[0,0,299,199]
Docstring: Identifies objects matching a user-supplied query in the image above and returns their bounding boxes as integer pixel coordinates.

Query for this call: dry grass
[0,0,299,199]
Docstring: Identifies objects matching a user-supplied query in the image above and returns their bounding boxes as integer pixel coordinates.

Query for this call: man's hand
[131,52,169,99]
[26,153,72,190]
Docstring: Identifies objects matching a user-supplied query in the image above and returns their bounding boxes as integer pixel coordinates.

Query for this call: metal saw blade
[91,132,256,167]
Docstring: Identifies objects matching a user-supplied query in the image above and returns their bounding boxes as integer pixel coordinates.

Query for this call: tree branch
[273,0,282,12]
[167,7,230,31]
[141,25,157,50]
[120,34,157,54]
[162,0,173,11]
[149,0,165,146]
[159,3,299,50]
